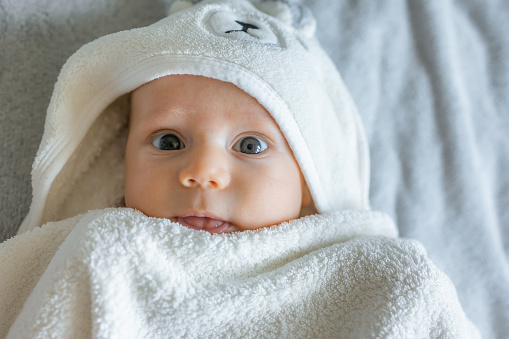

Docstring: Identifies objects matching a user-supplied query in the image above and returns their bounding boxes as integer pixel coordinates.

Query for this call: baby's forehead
[132,75,276,121]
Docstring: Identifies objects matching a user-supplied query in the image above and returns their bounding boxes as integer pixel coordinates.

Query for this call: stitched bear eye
[234,136,268,154]
[152,134,185,151]
[206,11,282,47]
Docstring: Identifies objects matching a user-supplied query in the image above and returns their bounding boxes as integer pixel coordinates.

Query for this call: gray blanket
[1,0,508,337]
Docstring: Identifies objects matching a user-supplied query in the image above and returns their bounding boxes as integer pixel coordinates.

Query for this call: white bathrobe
[1,0,479,337]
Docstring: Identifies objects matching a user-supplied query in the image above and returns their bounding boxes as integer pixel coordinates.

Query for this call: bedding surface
[1,0,508,337]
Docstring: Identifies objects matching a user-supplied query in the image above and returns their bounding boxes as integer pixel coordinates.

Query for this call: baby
[1,0,480,337]
[125,74,311,233]
[15,0,368,234]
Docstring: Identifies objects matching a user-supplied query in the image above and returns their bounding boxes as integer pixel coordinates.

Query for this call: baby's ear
[252,0,316,38]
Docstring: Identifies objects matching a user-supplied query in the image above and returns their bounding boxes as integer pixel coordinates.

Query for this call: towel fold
[1,208,479,338]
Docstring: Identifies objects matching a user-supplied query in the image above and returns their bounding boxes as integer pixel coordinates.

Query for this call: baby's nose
[179,148,230,190]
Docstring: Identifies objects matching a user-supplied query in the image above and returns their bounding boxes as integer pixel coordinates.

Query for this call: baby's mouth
[175,216,231,234]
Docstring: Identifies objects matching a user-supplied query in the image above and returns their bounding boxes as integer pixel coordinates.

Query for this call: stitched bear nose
[225,20,259,34]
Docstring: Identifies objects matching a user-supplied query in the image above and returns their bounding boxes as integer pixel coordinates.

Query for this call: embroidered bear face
[206,10,281,46]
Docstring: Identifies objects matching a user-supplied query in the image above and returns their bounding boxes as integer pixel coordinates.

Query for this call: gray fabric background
[1,0,508,337]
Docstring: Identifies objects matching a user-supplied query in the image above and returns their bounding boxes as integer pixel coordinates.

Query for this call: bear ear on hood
[253,0,316,38]
[168,0,201,14]
[168,0,316,38]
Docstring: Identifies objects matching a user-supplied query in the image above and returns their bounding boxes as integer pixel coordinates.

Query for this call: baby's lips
[176,216,231,234]
[180,216,224,229]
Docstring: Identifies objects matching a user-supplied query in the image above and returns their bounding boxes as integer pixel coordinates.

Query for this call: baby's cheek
[124,172,143,209]
[268,163,304,217]
[125,165,156,209]
[237,168,302,228]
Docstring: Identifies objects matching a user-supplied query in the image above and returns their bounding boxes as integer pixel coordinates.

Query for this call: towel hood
[18,0,370,234]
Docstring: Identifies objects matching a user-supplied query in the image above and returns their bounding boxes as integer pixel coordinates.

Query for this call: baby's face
[125,75,309,233]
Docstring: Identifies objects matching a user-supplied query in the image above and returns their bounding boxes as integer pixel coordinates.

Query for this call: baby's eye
[152,133,184,150]
[234,136,268,154]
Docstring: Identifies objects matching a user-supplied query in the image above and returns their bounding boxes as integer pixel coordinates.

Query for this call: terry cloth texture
[1,0,507,337]
[0,209,480,338]
[16,0,370,235]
